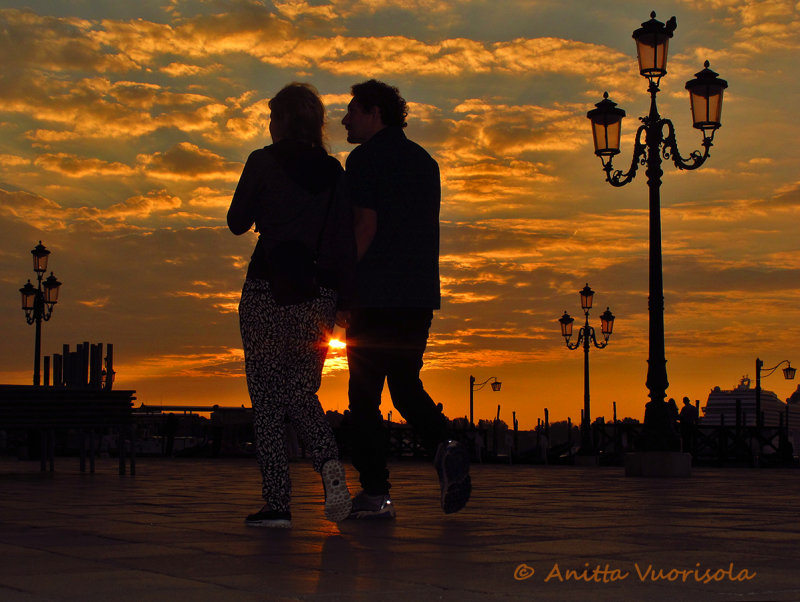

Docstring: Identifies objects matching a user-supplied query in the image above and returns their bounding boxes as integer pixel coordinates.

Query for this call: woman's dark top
[227,139,356,295]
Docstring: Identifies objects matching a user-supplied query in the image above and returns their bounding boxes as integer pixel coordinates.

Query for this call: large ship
[701,376,800,430]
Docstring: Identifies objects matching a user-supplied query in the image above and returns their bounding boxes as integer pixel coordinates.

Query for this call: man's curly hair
[351,80,408,128]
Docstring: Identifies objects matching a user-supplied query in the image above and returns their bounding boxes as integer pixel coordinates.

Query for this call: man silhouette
[679,396,698,455]
[340,79,470,518]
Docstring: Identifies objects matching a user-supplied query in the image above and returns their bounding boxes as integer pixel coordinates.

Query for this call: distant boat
[701,376,793,428]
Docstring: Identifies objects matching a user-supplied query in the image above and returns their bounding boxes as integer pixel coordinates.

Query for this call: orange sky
[2,1,800,430]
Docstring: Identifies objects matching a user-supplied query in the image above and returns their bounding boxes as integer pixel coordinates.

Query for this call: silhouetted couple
[228,80,470,528]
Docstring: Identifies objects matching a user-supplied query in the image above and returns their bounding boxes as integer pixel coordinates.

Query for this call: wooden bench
[0,385,136,474]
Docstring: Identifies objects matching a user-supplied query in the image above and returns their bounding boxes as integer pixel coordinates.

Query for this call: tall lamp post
[19,242,62,386]
[469,375,501,427]
[587,12,727,441]
[755,359,795,427]
[558,284,615,455]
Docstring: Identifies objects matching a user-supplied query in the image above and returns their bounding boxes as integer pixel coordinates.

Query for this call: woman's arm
[227,150,264,235]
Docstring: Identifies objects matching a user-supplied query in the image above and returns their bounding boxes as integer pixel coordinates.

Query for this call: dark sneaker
[434,440,471,514]
[321,459,352,522]
[245,507,292,528]
[347,491,396,519]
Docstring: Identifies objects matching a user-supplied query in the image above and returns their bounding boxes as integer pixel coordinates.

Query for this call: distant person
[339,79,471,518]
[641,398,681,451]
[667,398,680,431]
[679,396,698,455]
[228,82,356,528]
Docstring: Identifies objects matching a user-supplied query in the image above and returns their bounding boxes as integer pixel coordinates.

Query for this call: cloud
[273,0,339,20]
[137,142,242,181]
[2,7,630,81]
[121,347,245,380]
[0,70,228,144]
[0,187,67,228]
[0,185,187,230]
[171,287,241,314]
[768,180,800,208]
[675,0,800,54]
[0,9,137,73]
[34,153,137,178]
[0,154,30,168]
[104,190,183,220]
[1,2,798,427]
[78,297,111,309]
[159,62,224,78]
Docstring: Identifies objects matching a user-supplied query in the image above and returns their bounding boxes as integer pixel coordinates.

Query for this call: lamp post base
[624,451,691,477]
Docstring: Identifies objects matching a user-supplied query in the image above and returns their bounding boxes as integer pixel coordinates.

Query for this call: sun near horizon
[328,338,346,350]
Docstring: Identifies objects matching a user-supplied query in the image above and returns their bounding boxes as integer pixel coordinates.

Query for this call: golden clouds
[1,8,627,81]
[89,7,295,66]
[450,99,585,154]
[121,347,245,380]
[0,188,64,224]
[0,9,136,72]
[273,0,338,21]
[245,35,617,79]
[104,190,182,219]
[674,0,800,55]
[28,143,238,188]
[0,186,186,228]
[34,153,137,178]
[1,2,798,426]
[430,99,586,211]
[171,288,241,314]
[138,143,241,181]
[0,154,30,168]
[3,76,228,143]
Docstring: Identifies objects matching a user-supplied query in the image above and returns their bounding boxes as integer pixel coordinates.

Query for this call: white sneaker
[322,459,352,522]
[434,440,471,514]
[348,490,396,519]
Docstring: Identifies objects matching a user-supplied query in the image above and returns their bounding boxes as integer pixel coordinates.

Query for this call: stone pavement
[1,456,799,601]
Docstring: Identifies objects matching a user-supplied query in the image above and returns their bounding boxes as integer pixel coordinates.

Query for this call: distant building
[701,376,794,428]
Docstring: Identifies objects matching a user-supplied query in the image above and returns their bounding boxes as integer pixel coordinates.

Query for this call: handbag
[265,239,320,306]
[264,187,335,307]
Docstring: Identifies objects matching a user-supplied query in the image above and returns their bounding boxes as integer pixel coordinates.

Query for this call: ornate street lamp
[755,359,795,427]
[558,284,615,455]
[19,242,63,386]
[469,375,502,427]
[587,12,727,446]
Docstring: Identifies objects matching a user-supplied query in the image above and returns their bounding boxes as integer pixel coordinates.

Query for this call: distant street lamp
[19,242,62,386]
[755,358,795,427]
[587,12,727,444]
[469,375,501,427]
[558,284,615,455]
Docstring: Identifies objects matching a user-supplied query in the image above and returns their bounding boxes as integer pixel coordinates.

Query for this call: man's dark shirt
[345,127,441,309]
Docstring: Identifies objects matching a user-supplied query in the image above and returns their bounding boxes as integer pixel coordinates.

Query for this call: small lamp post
[559,284,615,455]
[587,12,727,445]
[755,359,795,427]
[19,242,62,386]
[469,375,502,427]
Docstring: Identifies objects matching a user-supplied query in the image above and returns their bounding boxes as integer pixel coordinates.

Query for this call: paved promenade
[1,456,799,601]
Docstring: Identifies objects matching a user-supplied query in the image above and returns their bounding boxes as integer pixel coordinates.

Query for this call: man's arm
[354,206,377,260]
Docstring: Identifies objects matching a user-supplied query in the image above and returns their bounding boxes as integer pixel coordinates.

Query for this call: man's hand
[335,310,351,328]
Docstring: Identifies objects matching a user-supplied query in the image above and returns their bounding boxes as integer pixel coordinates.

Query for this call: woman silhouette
[228,83,355,528]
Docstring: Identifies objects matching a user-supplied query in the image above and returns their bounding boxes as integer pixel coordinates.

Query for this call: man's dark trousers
[346,307,448,495]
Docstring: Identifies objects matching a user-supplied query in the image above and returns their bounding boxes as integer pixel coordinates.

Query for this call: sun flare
[328,338,346,350]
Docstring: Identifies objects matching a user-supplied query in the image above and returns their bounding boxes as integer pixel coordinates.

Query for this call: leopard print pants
[238,278,340,512]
